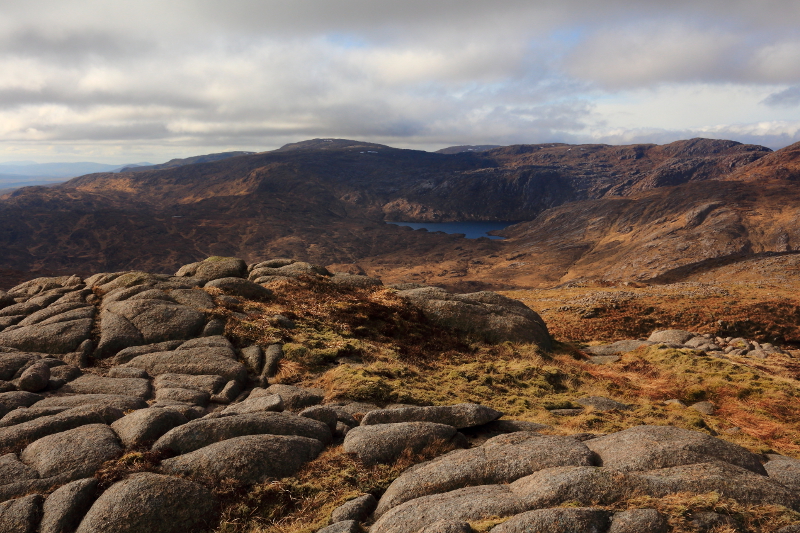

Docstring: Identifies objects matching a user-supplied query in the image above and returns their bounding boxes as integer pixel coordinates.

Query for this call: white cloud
[1,1,800,162]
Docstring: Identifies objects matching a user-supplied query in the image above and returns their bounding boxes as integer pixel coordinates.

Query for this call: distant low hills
[2,137,800,288]
[120,151,255,172]
[435,144,503,154]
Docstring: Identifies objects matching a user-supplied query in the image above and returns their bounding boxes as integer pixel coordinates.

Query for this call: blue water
[386,221,515,240]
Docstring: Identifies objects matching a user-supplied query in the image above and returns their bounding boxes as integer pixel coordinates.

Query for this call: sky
[2,0,800,163]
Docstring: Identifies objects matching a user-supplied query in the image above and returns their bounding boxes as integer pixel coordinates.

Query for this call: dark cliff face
[0,137,784,276]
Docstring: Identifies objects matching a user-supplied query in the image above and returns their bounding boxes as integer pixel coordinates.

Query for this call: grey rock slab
[0,391,43,418]
[416,521,470,533]
[161,433,323,483]
[575,396,632,412]
[330,494,377,524]
[300,406,338,431]
[111,408,189,448]
[0,494,42,533]
[318,520,360,533]
[20,423,122,478]
[33,394,145,411]
[260,384,324,410]
[241,345,264,374]
[177,335,234,352]
[96,300,205,358]
[0,301,42,318]
[92,311,143,359]
[124,347,247,382]
[396,287,551,348]
[49,364,82,382]
[343,422,462,466]
[261,344,284,378]
[633,461,799,510]
[168,289,215,310]
[509,466,631,508]
[108,367,148,379]
[18,362,50,392]
[40,478,98,533]
[210,380,241,404]
[8,275,82,298]
[249,256,291,274]
[0,315,24,330]
[112,340,184,365]
[0,319,92,354]
[647,329,695,345]
[608,508,668,533]
[370,485,523,533]
[335,422,351,439]
[222,394,284,415]
[201,319,226,337]
[16,303,92,328]
[361,403,502,429]
[205,277,273,300]
[155,387,209,406]
[765,455,800,492]
[176,257,246,281]
[473,420,551,434]
[0,453,38,484]
[329,407,358,428]
[153,373,225,394]
[585,425,766,474]
[59,374,152,399]
[688,511,739,531]
[75,472,215,533]
[492,507,610,533]
[587,340,652,355]
[684,336,712,348]
[0,406,70,428]
[376,433,595,517]
[149,402,204,420]
[330,273,383,288]
[0,354,40,381]
[336,402,380,418]
[152,411,332,454]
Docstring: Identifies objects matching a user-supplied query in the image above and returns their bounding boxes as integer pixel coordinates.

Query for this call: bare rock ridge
[0,257,798,532]
[2,136,799,285]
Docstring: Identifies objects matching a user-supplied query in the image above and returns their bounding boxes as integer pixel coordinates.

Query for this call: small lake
[386,221,516,240]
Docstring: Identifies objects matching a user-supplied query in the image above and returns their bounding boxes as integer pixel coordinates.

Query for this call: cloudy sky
[2,0,800,163]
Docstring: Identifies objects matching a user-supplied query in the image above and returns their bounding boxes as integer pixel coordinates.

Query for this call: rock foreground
[0,257,798,532]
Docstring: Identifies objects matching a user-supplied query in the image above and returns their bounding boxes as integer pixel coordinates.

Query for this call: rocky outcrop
[396,288,551,347]
[0,259,795,533]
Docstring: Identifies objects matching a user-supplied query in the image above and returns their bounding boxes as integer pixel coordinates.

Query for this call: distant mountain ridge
[2,137,800,288]
[435,144,504,154]
[120,151,255,172]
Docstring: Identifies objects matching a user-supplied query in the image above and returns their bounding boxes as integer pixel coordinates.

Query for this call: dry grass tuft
[94,450,171,490]
[616,493,800,533]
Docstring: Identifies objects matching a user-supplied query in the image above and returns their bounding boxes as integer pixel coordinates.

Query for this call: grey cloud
[1,0,800,162]
[0,29,154,64]
[762,86,800,107]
